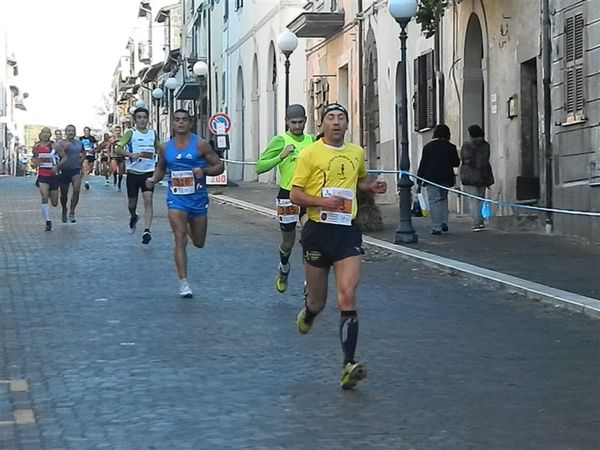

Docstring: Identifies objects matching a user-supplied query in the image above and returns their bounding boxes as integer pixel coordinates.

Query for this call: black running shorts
[301,220,363,268]
[126,172,154,198]
[36,176,60,191]
[59,168,81,185]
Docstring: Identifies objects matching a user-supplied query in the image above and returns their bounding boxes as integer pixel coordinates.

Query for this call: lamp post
[389,0,418,244]
[192,61,209,136]
[164,77,179,129]
[152,88,164,139]
[277,30,298,109]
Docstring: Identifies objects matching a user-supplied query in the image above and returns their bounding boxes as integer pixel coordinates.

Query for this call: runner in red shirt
[32,127,62,231]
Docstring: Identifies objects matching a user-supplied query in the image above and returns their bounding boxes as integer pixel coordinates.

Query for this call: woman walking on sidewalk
[416,124,460,234]
[460,125,494,232]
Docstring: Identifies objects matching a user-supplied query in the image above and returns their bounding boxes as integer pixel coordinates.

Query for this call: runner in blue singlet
[146,109,224,298]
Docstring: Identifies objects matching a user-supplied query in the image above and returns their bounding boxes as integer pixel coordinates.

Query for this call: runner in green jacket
[257,104,315,293]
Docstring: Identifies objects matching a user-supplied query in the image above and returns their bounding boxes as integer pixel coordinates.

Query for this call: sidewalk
[209,181,600,307]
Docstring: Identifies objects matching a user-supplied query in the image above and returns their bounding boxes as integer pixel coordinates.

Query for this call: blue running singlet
[165,134,209,218]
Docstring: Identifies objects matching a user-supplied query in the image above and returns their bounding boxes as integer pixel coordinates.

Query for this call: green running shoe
[296,307,313,334]
[340,361,367,390]
[275,263,290,293]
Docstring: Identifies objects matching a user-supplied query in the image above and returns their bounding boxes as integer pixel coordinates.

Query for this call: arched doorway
[251,54,260,180]
[462,13,484,143]
[235,66,245,181]
[365,28,380,170]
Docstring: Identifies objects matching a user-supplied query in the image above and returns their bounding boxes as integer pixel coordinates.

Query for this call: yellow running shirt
[292,140,367,223]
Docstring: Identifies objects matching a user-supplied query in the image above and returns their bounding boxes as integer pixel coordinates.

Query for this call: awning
[287,12,345,38]
[174,77,206,101]
[137,62,165,85]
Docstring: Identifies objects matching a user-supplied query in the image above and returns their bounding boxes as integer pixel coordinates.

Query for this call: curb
[210,193,600,319]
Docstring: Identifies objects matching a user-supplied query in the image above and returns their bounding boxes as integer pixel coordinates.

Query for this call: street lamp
[389,0,418,244]
[192,61,208,77]
[164,77,179,127]
[152,88,164,139]
[134,99,145,108]
[277,30,298,109]
[164,77,178,90]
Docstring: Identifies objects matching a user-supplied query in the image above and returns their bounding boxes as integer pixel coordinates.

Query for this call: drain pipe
[541,0,553,233]
[358,0,364,147]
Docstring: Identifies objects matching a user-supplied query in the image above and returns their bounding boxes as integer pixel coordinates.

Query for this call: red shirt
[36,144,58,178]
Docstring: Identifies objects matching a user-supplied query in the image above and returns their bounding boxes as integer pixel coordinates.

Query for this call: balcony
[287,12,345,39]
[138,41,152,64]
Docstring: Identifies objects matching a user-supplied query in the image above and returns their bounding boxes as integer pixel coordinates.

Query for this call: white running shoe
[179,281,193,298]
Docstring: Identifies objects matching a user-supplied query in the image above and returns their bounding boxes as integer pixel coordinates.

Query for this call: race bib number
[38,153,54,169]
[320,188,354,226]
[171,170,195,195]
[276,199,300,224]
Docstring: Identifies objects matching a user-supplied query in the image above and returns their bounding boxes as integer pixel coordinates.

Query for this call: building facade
[0,31,28,176]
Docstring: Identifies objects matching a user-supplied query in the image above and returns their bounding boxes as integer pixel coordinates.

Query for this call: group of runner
[31,102,387,390]
[32,125,126,230]
[31,108,223,298]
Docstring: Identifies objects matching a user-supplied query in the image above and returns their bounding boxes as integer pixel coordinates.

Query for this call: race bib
[38,153,54,169]
[171,170,195,195]
[320,188,354,226]
[276,199,300,224]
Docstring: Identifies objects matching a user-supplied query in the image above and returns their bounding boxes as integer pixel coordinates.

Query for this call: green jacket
[256,132,315,190]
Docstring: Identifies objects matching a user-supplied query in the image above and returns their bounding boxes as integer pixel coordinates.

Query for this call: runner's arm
[31,144,40,168]
[358,176,387,194]
[256,136,285,174]
[146,146,166,187]
[114,131,136,158]
[195,140,224,178]
[53,144,68,170]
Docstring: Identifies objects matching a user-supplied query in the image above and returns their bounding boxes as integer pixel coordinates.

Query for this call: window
[564,12,585,121]
[413,50,436,131]
[235,0,243,10]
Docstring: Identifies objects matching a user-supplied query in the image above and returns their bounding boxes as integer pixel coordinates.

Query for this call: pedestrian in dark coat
[416,124,460,234]
[460,124,494,231]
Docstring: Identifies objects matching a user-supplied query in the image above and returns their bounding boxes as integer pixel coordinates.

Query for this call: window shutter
[413,58,420,131]
[565,13,585,117]
[426,50,436,128]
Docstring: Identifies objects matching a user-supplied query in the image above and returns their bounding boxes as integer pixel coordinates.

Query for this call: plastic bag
[481,200,493,220]
[418,193,429,217]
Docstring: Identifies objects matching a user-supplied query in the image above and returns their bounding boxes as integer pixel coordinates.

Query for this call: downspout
[434,6,444,124]
[207,5,212,118]
[541,0,553,232]
[358,0,364,147]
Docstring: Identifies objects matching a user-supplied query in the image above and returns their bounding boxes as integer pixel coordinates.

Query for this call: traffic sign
[208,113,232,134]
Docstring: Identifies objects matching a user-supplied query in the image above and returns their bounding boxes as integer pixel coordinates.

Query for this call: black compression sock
[339,311,359,365]
[279,245,291,266]
[113,173,117,184]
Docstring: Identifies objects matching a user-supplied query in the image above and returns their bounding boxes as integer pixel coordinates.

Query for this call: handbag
[412,198,423,217]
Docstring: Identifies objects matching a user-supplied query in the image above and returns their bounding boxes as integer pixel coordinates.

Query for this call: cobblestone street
[1,176,599,449]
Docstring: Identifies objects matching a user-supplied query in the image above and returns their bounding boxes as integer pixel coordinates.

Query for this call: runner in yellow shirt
[290,103,387,390]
